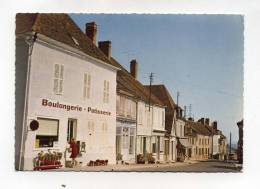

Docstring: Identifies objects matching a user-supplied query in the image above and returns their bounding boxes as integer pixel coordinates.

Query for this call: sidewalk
[48,160,198,172]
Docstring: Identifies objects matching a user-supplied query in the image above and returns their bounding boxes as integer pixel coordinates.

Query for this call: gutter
[18,32,37,170]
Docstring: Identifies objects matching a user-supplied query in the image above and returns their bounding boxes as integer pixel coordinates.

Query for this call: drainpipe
[18,32,38,170]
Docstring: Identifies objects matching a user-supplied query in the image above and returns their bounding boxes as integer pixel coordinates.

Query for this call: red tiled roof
[16,13,119,68]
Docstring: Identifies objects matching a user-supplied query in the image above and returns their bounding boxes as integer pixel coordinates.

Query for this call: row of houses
[15,13,227,170]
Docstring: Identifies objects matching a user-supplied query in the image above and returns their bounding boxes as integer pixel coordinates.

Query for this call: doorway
[67,119,77,142]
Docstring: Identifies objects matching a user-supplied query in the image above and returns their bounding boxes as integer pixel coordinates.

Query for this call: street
[124,160,242,172]
[49,160,242,172]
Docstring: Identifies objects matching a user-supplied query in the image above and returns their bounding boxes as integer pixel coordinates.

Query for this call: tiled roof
[110,57,164,106]
[144,85,176,135]
[185,120,212,136]
[16,13,119,68]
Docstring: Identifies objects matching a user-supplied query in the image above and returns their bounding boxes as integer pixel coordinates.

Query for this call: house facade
[15,14,119,170]
[185,118,212,160]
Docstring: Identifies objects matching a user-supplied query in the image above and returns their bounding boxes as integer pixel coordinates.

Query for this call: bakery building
[15,14,119,170]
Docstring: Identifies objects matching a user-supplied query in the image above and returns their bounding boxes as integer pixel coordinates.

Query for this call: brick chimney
[212,121,217,130]
[86,22,97,45]
[98,41,111,60]
[130,59,138,79]
[205,118,210,125]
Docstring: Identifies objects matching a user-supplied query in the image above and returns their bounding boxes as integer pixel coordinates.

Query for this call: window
[53,64,64,94]
[129,136,134,154]
[88,121,95,135]
[102,122,108,132]
[160,137,164,153]
[162,111,165,127]
[83,73,91,99]
[35,118,59,148]
[138,107,143,124]
[122,127,129,149]
[103,80,109,103]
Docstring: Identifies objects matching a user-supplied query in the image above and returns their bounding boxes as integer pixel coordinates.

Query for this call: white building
[15,14,119,170]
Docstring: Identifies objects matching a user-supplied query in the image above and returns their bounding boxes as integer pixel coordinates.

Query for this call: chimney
[130,59,138,79]
[212,121,217,130]
[188,117,194,121]
[201,118,205,125]
[205,118,210,125]
[86,22,97,45]
[98,41,111,60]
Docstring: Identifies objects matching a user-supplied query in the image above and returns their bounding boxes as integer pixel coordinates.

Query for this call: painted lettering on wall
[42,99,82,111]
[41,99,111,116]
[87,107,111,116]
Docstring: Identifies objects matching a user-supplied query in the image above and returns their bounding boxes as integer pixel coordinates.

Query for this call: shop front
[116,120,136,164]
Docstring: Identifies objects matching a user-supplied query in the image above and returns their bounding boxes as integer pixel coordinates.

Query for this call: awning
[179,138,191,148]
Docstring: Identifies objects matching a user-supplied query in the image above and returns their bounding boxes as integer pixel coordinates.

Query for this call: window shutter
[59,65,64,94]
[106,81,109,102]
[83,73,87,98]
[54,64,60,78]
[87,74,91,98]
[59,79,63,94]
[53,64,60,93]
[53,79,59,93]
[103,80,106,103]
[37,118,59,136]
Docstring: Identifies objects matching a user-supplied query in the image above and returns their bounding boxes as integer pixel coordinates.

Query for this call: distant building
[237,119,243,164]
[185,118,212,160]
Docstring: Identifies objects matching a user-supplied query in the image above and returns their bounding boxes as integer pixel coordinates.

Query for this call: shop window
[83,73,91,99]
[35,118,59,148]
[103,80,109,103]
[53,64,64,95]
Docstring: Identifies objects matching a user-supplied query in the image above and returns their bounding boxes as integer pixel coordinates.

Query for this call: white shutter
[53,79,59,93]
[87,74,91,98]
[103,80,106,103]
[106,81,109,103]
[83,73,87,98]
[59,65,64,94]
[37,118,58,136]
[54,64,60,78]
[53,64,60,93]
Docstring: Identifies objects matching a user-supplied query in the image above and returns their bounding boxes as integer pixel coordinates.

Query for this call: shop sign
[41,99,111,116]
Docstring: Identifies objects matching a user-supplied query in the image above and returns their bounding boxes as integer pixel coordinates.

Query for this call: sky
[71,14,243,144]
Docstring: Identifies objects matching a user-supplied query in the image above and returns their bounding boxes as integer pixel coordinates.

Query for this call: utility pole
[149,72,154,112]
[177,91,180,117]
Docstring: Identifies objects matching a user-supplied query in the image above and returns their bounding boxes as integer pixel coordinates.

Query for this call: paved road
[118,160,242,172]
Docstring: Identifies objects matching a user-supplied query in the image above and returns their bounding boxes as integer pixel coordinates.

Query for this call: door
[143,137,146,157]
[67,119,77,142]
[156,136,160,160]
